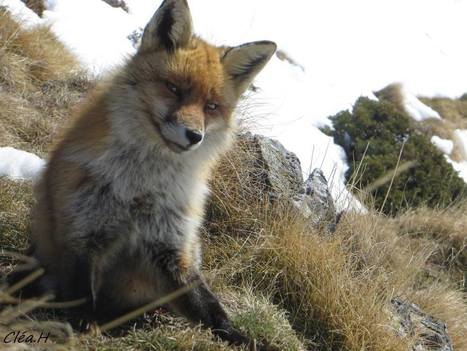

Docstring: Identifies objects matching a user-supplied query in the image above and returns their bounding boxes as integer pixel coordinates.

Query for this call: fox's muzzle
[160,122,204,152]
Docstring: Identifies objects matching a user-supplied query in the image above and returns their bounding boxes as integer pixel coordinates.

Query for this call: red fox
[15,0,276,349]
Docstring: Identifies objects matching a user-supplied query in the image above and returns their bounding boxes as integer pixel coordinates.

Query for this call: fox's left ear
[222,41,277,93]
[139,0,193,53]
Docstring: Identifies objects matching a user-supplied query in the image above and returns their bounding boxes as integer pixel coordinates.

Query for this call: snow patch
[452,129,467,161]
[442,130,467,183]
[431,135,453,155]
[42,0,138,76]
[401,86,441,121]
[446,158,467,183]
[302,129,367,213]
[0,147,46,181]
[367,92,379,102]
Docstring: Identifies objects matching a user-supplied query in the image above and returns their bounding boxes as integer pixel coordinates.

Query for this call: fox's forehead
[165,40,225,98]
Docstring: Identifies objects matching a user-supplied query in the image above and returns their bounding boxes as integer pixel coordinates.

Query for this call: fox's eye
[205,102,218,111]
[166,82,179,95]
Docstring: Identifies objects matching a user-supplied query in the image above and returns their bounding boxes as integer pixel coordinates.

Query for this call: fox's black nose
[186,129,203,145]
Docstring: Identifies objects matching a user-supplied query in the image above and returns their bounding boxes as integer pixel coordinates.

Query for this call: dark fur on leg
[144,243,277,351]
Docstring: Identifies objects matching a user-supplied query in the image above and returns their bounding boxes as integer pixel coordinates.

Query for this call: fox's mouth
[148,117,190,153]
[165,139,189,153]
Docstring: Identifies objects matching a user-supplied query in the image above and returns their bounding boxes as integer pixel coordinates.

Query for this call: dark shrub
[328,97,466,214]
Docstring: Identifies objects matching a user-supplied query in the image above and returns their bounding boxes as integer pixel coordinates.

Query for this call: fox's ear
[139,0,193,53]
[222,41,277,93]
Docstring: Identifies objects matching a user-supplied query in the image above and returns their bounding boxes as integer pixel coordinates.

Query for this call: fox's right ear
[139,0,193,53]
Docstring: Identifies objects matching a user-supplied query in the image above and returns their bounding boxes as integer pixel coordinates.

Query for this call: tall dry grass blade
[348,141,370,192]
[363,161,417,194]
[5,268,44,295]
[2,294,88,309]
[379,141,406,213]
[1,295,52,324]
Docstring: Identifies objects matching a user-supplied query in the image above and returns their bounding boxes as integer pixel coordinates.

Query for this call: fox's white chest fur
[68,137,209,258]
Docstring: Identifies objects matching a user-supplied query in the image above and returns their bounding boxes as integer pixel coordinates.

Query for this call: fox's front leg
[146,243,277,351]
[169,274,252,346]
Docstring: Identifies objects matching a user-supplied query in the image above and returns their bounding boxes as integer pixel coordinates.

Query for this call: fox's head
[114,0,276,154]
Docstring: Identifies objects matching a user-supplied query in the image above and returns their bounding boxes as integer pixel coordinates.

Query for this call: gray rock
[298,169,337,233]
[250,133,304,200]
[128,28,143,49]
[241,133,337,233]
[391,297,454,351]
[275,50,305,72]
[101,0,129,12]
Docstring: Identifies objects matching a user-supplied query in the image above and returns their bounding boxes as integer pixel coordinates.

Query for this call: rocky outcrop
[241,133,337,233]
[391,298,454,351]
[248,133,304,201]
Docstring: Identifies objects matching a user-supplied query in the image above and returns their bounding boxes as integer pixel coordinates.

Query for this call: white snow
[0,147,45,181]
[452,129,467,160]
[42,0,138,76]
[446,158,467,183]
[401,86,441,122]
[3,0,467,211]
[438,130,467,183]
[431,136,453,155]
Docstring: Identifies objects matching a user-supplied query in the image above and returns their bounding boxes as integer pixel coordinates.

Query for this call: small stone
[128,28,143,49]
[391,297,454,351]
[101,0,129,12]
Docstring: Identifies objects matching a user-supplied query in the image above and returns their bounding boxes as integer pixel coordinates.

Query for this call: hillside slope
[0,4,466,351]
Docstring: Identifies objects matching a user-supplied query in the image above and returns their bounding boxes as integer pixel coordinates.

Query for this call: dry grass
[374,83,405,112]
[206,135,271,238]
[419,96,467,161]
[203,199,467,350]
[0,9,90,349]
[421,97,467,126]
[392,205,467,287]
[0,9,76,88]
[413,116,467,162]
[204,204,405,350]
[0,301,74,351]
[2,168,466,350]
[0,8,92,156]
[203,142,467,350]
[0,9,466,351]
